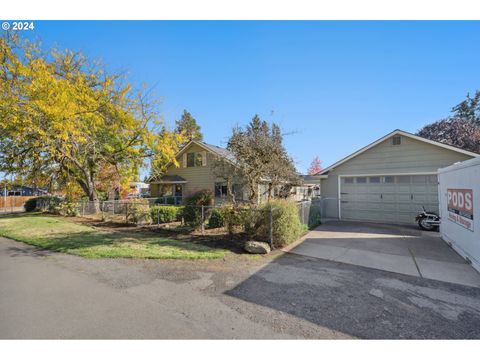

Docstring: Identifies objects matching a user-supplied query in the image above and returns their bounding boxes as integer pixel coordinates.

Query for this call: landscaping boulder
[244,241,271,254]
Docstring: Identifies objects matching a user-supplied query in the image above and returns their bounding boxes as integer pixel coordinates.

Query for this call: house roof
[147,141,236,183]
[317,129,479,176]
[300,174,324,183]
[173,140,236,164]
[201,142,236,162]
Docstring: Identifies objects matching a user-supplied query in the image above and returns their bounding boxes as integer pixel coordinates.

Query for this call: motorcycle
[415,206,440,231]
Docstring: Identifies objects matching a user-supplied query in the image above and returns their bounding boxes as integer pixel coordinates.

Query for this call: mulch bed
[69,216,248,254]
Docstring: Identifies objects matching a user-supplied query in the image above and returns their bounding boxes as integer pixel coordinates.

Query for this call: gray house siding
[321,134,475,219]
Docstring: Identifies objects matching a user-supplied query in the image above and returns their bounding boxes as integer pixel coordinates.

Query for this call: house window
[412,175,426,184]
[343,177,354,184]
[195,153,203,167]
[186,153,195,167]
[369,176,381,183]
[174,185,183,197]
[427,175,438,184]
[233,184,243,200]
[186,152,204,167]
[214,182,228,197]
[159,184,173,196]
[397,175,411,184]
[384,176,395,184]
[356,177,367,184]
[392,135,401,145]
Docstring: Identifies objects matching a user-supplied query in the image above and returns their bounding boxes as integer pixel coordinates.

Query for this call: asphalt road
[2,235,480,339]
[0,237,344,339]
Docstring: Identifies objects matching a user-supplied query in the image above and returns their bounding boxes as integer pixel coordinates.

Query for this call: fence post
[157,207,160,225]
[201,205,205,235]
[269,207,273,249]
[301,201,305,224]
[125,203,128,223]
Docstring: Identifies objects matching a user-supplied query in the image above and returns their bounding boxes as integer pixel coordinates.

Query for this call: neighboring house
[148,140,308,204]
[317,129,478,224]
[4,185,49,197]
[128,182,150,198]
[298,174,322,199]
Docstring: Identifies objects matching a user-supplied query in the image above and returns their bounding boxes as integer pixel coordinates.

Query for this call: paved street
[2,232,480,339]
[0,236,345,339]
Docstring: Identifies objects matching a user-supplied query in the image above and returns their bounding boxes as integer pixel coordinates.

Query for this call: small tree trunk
[88,189,100,213]
[267,183,273,200]
[248,186,257,204]
[85,176,100,213]
[227,178,236,204]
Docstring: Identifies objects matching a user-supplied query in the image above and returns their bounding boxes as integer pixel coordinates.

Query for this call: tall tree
[211,156,239,203]
[307,156,322,175]
[452,90,480,125]
[149,127,185,178]
[417,117,480,154]
[175,110,203,145]
[0,33,176,210]
[227,115,297,203]
[265,123,299,199]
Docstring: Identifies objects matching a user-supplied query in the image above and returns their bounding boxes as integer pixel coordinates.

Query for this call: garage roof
[317,129,479,176]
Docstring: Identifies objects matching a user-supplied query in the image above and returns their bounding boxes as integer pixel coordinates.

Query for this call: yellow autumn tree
[0,33,177,211]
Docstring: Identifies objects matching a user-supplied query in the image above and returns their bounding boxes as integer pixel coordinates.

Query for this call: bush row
[150,205,183,223]
[24,196,78,216]
[27,191,311,248]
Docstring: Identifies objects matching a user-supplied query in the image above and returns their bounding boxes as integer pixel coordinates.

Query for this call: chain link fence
[296,198,323,229]
[31,196,336,248]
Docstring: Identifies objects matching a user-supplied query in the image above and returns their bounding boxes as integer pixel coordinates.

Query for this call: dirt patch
[67,216,256,254]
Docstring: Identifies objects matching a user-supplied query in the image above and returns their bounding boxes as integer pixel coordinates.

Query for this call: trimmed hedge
[24,197,40,212]
[182,190,214,227]
[257,199,306,248]
[208,208,224,228]
[221,205,258,236]
[24,196,63,212]
[150,205,183,224]
[126,201,151,225]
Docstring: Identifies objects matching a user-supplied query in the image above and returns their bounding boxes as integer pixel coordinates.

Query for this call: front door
[174,184,183,198]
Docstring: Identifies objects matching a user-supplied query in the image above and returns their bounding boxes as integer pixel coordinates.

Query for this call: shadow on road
[224,252,480,339]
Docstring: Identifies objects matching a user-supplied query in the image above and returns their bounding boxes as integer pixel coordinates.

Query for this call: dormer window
[392,135,401,145]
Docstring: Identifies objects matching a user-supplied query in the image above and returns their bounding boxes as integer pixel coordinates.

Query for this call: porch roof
[150,175,187,184]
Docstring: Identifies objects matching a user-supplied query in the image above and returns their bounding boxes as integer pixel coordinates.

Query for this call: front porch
[149,175,186,205]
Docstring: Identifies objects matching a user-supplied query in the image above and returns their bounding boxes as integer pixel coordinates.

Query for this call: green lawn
[0,214,229,260]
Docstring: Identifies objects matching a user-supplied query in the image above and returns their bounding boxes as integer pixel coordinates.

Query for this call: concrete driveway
[287,221,480,288]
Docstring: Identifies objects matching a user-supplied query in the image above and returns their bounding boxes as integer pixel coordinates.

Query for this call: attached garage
[318,130,478,224]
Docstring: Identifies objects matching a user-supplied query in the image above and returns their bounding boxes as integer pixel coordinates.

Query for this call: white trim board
[318,129,479,176]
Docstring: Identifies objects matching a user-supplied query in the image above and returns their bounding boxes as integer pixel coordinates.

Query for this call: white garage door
[340,175,439,224]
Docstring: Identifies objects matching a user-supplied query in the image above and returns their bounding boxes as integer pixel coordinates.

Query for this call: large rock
[244,241,271,254]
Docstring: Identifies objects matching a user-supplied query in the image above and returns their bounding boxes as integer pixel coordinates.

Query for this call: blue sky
[20,21,480,175]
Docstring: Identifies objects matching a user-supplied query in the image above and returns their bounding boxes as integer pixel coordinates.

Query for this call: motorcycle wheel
[418,218,436,231]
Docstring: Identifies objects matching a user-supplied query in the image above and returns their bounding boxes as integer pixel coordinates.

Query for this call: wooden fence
[0,196,34,208]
